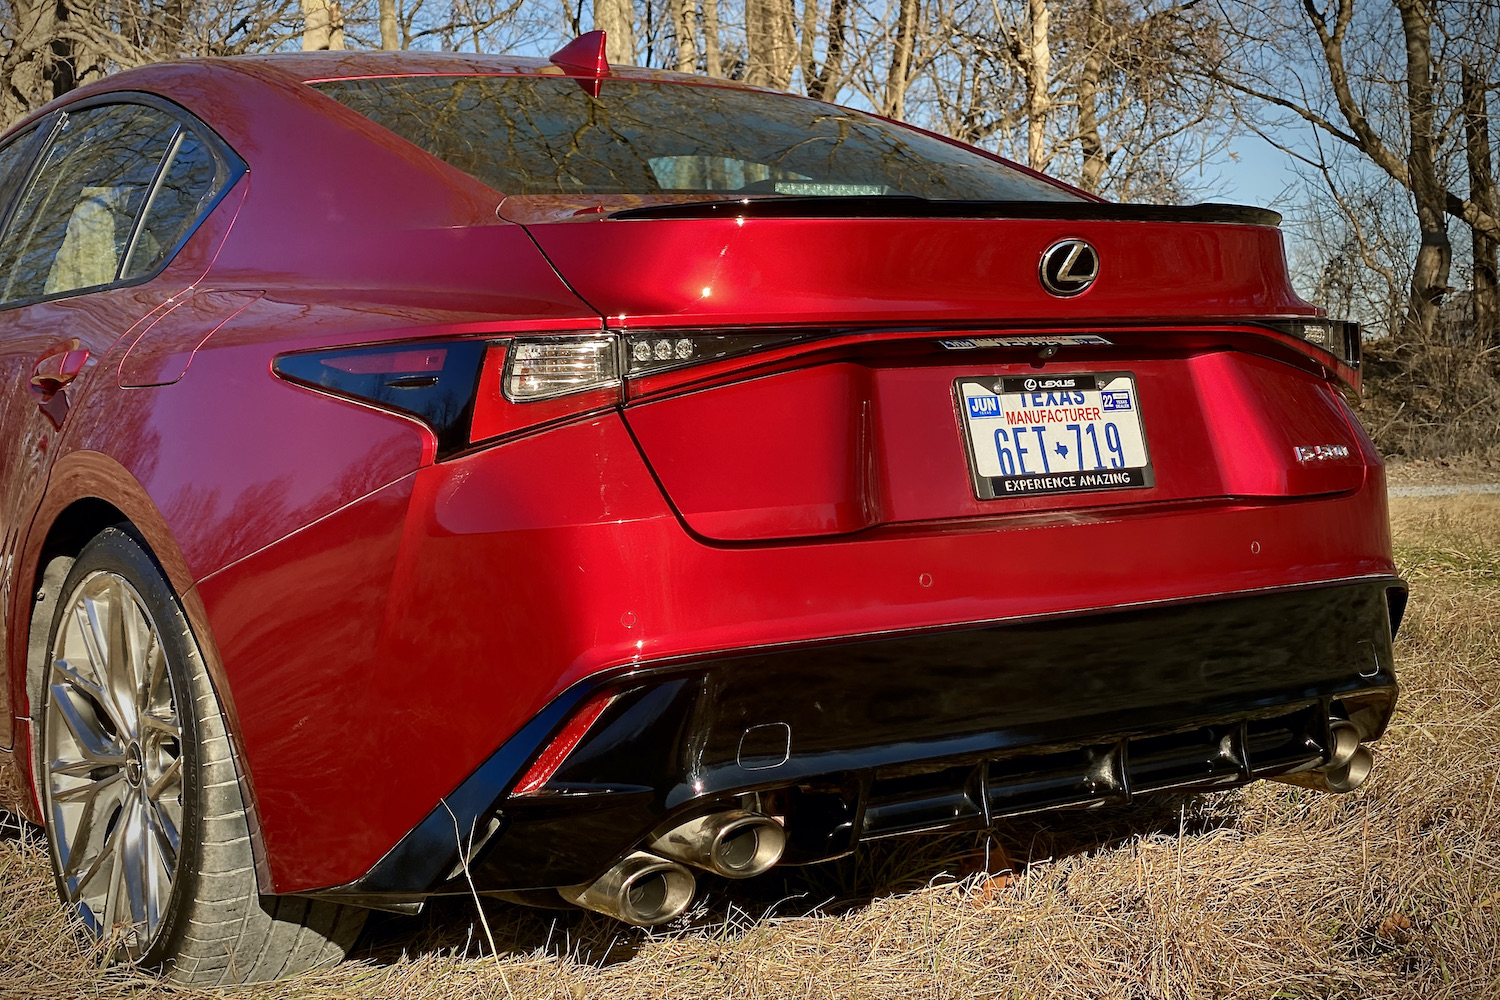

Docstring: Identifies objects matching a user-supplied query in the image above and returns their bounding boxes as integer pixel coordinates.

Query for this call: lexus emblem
[1039,239,1099,297]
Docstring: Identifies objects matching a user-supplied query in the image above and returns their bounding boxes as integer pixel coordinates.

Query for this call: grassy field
[2,495,1497,999]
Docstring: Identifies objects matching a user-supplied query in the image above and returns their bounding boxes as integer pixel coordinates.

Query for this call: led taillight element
[624,331,805,377]
[470,340,623,443]
[511,690,619,796]
[1261,318,1361,370]
[504,338,619,401]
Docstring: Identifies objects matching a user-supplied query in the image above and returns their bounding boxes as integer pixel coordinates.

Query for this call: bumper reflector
[511,690,618,796]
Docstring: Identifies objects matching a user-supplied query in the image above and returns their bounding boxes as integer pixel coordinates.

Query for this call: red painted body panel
[0,53,1398,906]
[626,347,1365,541]
[196,408,1393,891]
[526,217,1312,328]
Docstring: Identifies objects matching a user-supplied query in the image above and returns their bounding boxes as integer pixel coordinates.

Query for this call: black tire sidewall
[37,525,208,968]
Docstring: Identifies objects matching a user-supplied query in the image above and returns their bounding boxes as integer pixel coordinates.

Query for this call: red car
[0,33,1400,984]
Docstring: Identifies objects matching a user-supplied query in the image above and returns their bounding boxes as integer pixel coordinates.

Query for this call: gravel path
[1389,483,1500,497]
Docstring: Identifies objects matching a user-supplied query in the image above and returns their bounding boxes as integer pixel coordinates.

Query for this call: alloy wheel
[43,570,184,956]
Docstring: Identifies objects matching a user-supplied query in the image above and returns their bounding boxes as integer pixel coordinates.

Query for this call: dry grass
[3,497,1499,999]
[1358,337,1500,461]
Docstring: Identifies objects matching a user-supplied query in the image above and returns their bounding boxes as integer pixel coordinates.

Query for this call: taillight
[1260,318,1361,371]
[274,330,810,457]
[623,331,805,378]
[505,337,619,400]
[273,341,487,458]
[469,337,622,442]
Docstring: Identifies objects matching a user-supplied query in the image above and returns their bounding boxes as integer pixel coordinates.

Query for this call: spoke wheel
[34,526,366,984]
[44,569,184,958]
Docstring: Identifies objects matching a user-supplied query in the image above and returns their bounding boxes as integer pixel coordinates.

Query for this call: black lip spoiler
[608,197,1282,227]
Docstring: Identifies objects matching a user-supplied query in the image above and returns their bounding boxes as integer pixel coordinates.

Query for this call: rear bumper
[328,576,1402,900]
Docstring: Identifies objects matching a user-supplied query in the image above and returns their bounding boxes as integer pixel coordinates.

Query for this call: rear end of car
[273,68,1400,923]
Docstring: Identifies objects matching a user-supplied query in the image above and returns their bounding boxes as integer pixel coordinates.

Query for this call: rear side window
[0,101,239,306]
[0,105,177,302]
[124,130,221,279]
[0,125,41,211]
[315,76,1078,202]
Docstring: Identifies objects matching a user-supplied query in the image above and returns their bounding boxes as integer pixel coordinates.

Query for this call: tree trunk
[882,0,919,119]
[378,0,400,49]
[807,0,846,100]
[302,0,346,50]
[1463,63,1498,345]
[673,0,698,71]
[798,0,816,93]
[1394,0,1450,340]
[746,0,796,90]
[594,0,636,65]
[1076,0,1108,193]
[703,0,722,76]
[1025,0,1051,170]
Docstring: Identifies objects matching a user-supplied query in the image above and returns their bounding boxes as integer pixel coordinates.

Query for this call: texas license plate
[956,373,1153,499]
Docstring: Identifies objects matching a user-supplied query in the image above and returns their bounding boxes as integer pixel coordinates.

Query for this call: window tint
[315,77,1078,202]
[0,125,40,207]
[0,104,176,303]
[123,130,221,279]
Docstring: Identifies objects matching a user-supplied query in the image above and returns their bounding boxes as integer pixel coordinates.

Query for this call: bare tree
[671,0,697,69]
[745,0,795,88]
[1463,62,1497,344]
[378,0,398,47]
[1184,0,1500,338]
[594,0,635,62]
[302,0,345,48]
[880,0,918,117]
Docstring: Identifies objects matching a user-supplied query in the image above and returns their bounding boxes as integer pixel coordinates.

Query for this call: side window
[123,129,222,279]
[0,104,177,303]
[0,125,41,211]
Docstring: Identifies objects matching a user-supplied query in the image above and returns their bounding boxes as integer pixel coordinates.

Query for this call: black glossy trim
[273,339,488,460]
[610,197,1282,227]
[332,578,1402,897]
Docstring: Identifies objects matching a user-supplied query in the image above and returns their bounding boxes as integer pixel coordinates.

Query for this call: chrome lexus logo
[1039,239,1099,297]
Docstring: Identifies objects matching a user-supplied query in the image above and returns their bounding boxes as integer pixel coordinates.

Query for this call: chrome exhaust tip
[557,851,696,926]
[1275,718,1376,794]
[1320,744,1374,792]
[651,810,787,879]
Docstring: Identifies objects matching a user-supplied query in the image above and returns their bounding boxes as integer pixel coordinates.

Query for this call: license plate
[956,373,1153,499]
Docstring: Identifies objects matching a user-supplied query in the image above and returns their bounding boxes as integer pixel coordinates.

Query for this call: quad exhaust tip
[650,810,787,879]
[557,851,696,926]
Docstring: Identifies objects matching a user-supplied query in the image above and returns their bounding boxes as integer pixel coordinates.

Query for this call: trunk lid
[522,211,1366,542]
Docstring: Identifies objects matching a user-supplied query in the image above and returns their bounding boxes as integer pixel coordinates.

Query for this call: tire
[34,526,366,984]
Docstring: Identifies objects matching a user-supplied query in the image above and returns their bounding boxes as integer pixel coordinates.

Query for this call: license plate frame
[955,372,1155,500]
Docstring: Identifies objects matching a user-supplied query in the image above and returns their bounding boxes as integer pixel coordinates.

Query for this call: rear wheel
[36,526,366,984]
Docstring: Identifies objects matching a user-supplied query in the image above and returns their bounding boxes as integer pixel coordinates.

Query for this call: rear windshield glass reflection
[314,76,1078,202]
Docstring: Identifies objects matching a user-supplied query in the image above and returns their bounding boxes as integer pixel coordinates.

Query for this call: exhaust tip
[1321,744,1374,793]
[1327,721,1362,771]
[1272,718,1377,795]
[652,810,787,879]
[558,851,695,926]
[709,814,787,878]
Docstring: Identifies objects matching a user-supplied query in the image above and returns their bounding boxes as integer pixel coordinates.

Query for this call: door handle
[31,348,90,393]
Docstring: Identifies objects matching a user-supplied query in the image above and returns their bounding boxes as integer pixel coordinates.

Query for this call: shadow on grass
[354,788,1245,969]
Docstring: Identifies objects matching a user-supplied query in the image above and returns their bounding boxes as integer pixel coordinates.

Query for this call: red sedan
[0,33,1400,984]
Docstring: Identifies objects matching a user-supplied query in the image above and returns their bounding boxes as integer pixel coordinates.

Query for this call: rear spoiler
[609,197,1282,227]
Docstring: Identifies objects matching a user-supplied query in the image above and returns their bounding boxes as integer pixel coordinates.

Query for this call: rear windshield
[313,76,1078,202]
